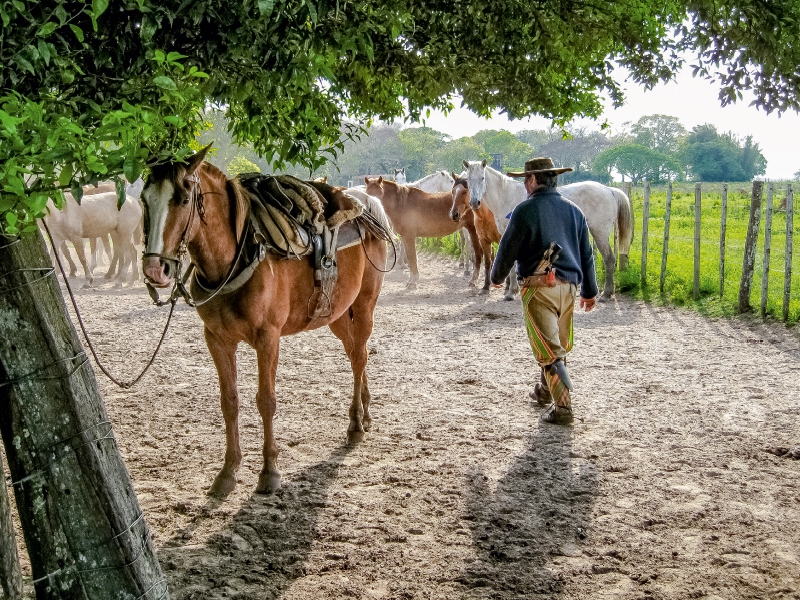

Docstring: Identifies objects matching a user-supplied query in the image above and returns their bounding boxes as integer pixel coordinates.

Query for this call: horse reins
[42,220,176,390]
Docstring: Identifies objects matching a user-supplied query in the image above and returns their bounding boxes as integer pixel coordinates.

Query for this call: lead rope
[42,221,177,390]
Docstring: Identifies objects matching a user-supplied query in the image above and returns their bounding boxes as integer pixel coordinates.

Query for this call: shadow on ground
[461,423,598,598]
[161,444,355,600]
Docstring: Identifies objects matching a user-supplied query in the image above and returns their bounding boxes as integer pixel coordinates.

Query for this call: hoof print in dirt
[765,446,800,459]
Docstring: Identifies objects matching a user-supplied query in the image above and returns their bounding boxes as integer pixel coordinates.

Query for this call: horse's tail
[612,187,634,270]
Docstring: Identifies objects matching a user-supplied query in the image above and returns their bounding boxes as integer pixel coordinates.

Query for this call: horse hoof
[479,288,490,295]
[463,270,471,277]
[255,472,281,494]
[597,295,610,303]
[503,295,514,302]
[208,473,237,497]
[347,430,366,445]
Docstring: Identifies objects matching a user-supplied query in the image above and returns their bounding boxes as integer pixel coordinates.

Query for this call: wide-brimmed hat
[506,157,573,177]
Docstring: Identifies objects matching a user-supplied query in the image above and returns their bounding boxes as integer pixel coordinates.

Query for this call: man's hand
[580,296,596,312]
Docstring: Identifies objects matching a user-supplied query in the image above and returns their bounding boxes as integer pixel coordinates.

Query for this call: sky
[411,68,800,180]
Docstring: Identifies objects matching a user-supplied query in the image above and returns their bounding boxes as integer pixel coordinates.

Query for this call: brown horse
[364,176,482,288]
[449,175,501,292]
[140,147,390,495]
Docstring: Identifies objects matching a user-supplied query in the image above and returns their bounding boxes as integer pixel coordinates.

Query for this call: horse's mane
[453,177,468,188]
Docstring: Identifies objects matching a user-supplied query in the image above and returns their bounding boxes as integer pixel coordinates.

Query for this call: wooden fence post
[0,452,22,599]
[641,181,650,289]
[720,183,728,296]
[693,183,702,300]
[784,183,794,322]
[660,180,673,293]
[0,231,169,600]
[738,180,764,313]
[761,182,774,317]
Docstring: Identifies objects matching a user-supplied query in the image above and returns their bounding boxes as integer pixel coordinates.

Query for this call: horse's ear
[481,159,487,168]
[186,143,213,176]
[451,172,458,180]
[378,176,383,184]
[462,160,469,169]
[401,168,405,174]
[364,176,371,184]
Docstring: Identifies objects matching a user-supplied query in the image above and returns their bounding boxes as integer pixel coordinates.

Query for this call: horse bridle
[143,172,253,309]
[143,172,203,307]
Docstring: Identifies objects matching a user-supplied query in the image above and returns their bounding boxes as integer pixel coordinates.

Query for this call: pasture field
[616,183,800,325]
[6,258,800,599]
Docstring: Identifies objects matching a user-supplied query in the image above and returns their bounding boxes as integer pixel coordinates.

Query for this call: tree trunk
[0,231,168,600]
[0,450,22,599]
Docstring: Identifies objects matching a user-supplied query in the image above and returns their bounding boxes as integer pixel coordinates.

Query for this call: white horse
[45,191,143,288]
[463,160,633,300]
[394,168,406,184]
[406,170,455,193]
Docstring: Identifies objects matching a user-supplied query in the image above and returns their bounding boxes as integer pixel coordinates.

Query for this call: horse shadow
[162,444,355,600]
[459,424,598,598]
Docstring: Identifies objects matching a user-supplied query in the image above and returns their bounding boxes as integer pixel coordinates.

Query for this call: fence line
[784,184,795,322]
[761,183,774,317]
[660,181,672,293]
[720,183,728,297]
[693,183,702,301]
[631,179,796,322]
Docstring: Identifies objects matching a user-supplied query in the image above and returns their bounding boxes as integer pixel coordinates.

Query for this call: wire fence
[613,180,798,324]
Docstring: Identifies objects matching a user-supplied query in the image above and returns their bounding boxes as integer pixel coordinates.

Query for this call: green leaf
[162,115,182,126]
[69,24,84,42]
[11,0,24,12]
[23,225,39,233]
[59,163,75,187]
[70,181,84,203]
[306,0,317,24]
[37,22,58,37]
[258,0,274,17]
[37,39,51,65]
[0,109,22,134]
[115,178,126,208]
[55,4,67,25]
[166,51,188,63]
[123,156,142,183]
[5,212,17,227]
[3,178,25,196]
[190,70,209,78]
[92,0,110,19]
[153,49,166,63]
[153,75,177,90]
[14,55,35,75]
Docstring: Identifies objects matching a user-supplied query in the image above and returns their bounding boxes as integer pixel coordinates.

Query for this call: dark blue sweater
[490,187,599,299]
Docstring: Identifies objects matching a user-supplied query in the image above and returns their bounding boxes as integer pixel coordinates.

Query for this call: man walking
[490,157,598,425]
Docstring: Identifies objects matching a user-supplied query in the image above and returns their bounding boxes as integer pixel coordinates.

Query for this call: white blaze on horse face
[465,161,487,209]
[141,179,175,255]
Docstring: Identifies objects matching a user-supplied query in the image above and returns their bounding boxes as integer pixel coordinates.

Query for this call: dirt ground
[8,253,800,599]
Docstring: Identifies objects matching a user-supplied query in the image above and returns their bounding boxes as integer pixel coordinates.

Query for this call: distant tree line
[199,111,768,185]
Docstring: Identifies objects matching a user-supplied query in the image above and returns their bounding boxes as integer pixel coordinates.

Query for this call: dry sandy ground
[7,254,800,599]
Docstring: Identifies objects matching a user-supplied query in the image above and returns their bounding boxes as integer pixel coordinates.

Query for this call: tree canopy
[3,0,800,233]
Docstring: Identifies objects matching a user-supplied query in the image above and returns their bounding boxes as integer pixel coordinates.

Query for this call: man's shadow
[461,423,598,597]
[163,444,355,599]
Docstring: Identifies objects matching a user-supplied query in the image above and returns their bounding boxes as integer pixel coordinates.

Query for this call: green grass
[414,182,800,326]
[616,183,800,325]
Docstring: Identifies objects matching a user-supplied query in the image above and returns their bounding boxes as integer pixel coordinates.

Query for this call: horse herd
[49,153,634,495]
[48,161,633,302]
